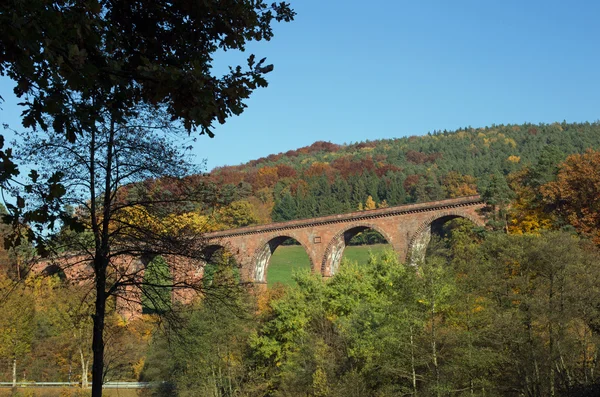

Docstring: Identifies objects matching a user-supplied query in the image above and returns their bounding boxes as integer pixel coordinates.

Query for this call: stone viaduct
[32,195,486,317]
[204,195,486,284]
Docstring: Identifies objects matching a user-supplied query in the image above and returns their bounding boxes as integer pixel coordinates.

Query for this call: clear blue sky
[2,0,600,172]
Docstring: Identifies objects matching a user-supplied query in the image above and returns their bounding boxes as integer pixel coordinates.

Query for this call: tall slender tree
[1,3,294,396]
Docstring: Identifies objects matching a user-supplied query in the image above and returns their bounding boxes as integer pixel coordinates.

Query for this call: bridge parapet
[206,195,484,240]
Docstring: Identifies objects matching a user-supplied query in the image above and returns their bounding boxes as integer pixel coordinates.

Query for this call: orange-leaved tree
[541,149,600,244]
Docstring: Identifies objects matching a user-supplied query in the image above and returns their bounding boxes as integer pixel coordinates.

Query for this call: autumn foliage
[113,123,600,231]
[541,149,600,244]
[443,171,478,198]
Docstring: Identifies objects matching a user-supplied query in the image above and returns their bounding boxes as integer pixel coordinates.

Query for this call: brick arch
[321,223,394,276]
[31,255,95,283]
[406,211,484,264]
[37,263,68,280]
[201,244,229,263]
[250,234,314,283]
[193,244,240,285]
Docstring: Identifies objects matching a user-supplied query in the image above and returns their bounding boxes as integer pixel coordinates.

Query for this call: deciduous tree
[364,195,377,210]
[541,149,600,244]
[1,2,294,396]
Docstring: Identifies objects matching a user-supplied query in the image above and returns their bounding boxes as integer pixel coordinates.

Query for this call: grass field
[267,244,392,287]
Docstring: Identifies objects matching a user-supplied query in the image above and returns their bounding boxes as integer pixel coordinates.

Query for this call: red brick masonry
[32,195,486,318]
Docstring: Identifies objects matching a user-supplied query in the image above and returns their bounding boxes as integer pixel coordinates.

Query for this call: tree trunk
[527,318,541,397]
[91,255,107,397]
[90,113,116,397]
[431,301,440,397]
[217,344,224,396]
[211,367,219,397]
[80,346,89,388]
[12,357,16,388]
[549,274,555,397]
[583,327,589,383]
[86,359,90,386]
[410,325,417,397]
[466,303,474,397]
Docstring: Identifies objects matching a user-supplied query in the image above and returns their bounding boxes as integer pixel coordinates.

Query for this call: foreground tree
[1,2,294,396]
[13,107,234,393]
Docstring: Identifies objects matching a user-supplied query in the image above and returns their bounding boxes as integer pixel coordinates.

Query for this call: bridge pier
[408,224,432,266]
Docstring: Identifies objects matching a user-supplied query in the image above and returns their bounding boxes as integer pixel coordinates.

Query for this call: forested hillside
[3,121,600,396]
[205,121,600,225]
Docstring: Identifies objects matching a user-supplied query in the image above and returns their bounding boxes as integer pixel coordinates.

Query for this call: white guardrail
[0,382,150,388]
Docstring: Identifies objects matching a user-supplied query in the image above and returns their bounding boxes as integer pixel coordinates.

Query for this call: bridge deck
[205,195,483,239]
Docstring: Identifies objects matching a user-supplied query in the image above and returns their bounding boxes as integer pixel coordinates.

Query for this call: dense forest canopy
[186,121,600,228]
[73,121,598,236]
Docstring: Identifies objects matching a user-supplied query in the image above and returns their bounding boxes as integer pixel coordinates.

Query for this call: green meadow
[266,244,391,287]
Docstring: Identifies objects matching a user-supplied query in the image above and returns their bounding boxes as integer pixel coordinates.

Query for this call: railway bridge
[205,195,486,283]
[32,195,486,317]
